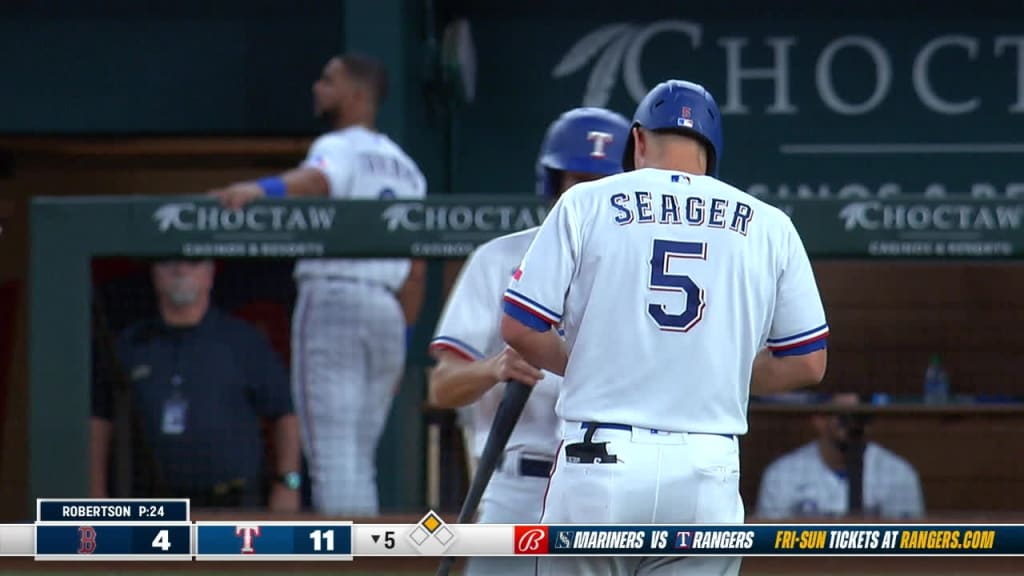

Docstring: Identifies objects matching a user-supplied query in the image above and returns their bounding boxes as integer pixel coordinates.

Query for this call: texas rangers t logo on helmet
[587,131,614,158]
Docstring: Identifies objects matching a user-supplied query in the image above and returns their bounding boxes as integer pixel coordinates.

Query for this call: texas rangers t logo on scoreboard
[514,526,549,554]
[675,531,693,549]
[587,131,613,158]
[77,526,97,554]
[235,525,261,554]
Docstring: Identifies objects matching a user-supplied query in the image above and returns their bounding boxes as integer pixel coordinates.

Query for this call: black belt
[497,453,554,478]
[581,422,735,440]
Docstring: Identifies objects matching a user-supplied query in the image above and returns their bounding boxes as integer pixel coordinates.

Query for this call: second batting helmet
[536,107,631,199]
[622,80,723,176]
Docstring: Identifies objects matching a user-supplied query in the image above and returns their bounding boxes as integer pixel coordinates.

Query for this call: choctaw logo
[153,202,336,233]
[380,202,548,233]
[838,201,1024,231]
[555,20,1023,116]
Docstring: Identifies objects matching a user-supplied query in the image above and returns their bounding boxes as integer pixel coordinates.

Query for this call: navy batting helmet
[535,107,631,199]
[622,80,723,176]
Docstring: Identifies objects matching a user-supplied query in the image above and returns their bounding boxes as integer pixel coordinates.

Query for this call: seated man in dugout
[756,392,925,520]
[90,259,302,510]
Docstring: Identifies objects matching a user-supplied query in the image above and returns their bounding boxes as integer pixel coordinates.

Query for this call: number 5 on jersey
[648,239,707,332]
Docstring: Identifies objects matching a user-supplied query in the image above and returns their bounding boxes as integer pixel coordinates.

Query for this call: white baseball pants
[292,278,405,516]
[465,454,552,576]
[537,423,744,576]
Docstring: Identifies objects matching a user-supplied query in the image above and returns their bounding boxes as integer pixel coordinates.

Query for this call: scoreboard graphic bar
[196,521,353,561]
[0,524,33,556]
[7,500,1024,560]
[34,522,192,561]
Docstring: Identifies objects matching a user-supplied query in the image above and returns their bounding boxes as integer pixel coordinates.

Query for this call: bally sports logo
[514,526,549,554]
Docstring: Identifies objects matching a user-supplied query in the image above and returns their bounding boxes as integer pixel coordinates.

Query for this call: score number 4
[152,529,171,551]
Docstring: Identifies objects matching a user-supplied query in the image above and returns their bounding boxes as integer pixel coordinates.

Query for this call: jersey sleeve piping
[428,336,484,361]
[502,300,554,332]
[502,289,562,324]
[770,323,831,354]
[771,338,827,357]
[766,323,830,352]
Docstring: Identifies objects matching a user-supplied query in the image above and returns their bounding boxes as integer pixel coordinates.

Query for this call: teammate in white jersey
[757,393,924,520]
[211,54,427,516]
[500,80,829,576]
[429,108,629,576]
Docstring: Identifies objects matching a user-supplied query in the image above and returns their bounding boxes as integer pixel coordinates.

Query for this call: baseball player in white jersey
[212,53,427,516]
[500,80,829,576]
[757,393,924,520]
[429,108,629,576]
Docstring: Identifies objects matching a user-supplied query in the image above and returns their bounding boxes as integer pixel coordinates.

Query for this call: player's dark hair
[340,53,389,106]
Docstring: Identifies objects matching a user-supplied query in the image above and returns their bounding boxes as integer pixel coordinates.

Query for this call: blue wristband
[257,176,287,198]
[405,326,415,349]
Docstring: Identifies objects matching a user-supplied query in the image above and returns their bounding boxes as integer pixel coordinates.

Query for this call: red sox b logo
[78,526,97,554]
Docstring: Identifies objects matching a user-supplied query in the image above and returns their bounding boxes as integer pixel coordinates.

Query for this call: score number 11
[309,529,335,552]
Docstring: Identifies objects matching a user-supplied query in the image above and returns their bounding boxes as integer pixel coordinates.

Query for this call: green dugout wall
[29,195,1024,512]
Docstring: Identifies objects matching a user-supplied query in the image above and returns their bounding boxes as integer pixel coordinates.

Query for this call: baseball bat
[435,379,535,576]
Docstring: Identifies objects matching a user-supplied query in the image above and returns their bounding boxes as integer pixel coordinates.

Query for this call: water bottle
[923,354,950,404]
